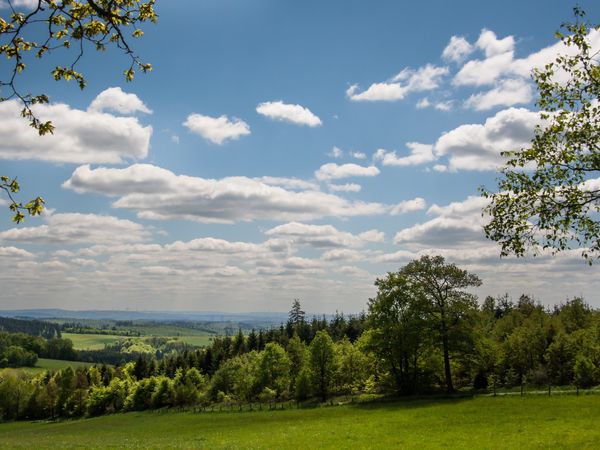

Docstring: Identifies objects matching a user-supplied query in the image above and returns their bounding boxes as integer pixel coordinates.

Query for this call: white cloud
[358,229,385,243]
[256,101,322,127]
[476,29,515,58]
[416,98,431,109]
[393,196,488,248]
[442,36,474,62]
[265,222,382,248]
[315,163,380,181]
[328,183,361,193]
[434,101,453,111]
[88,87,152,115]
[0,213,151,245]
[329,146,343,158]
[373,142,435,167]
[347,64,449,101]
[256,176,319,191]
[454,51,515,87]
[416,98,452,111]
[455,28,600,87]
[350,151,366,160]
[0,246,35,258]
[321,248,364,262]
[390,197,427,215]
[464,78,533,110]
[63,164,387,223]
[0,100,151,164]
[434,107,540,171]
[183,113,250,144]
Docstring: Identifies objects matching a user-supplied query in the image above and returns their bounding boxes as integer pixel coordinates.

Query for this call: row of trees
[0,332,76,368]
[0,317,61,339]
[367,256,600,394]
[0,330,365,420]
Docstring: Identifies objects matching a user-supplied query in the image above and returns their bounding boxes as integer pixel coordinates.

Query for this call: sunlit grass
[1,395,599,449]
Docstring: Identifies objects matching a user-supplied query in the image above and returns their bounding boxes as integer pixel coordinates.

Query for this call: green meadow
[62,330,214,351]
[61,333,122,350]
[0,358,100,375]
[1,395,599,449]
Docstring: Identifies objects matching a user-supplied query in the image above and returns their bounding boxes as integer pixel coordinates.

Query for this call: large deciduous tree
[482,8,600,262]
[308,330,336,401]
[366,270,429,394]
[369,255,481,393]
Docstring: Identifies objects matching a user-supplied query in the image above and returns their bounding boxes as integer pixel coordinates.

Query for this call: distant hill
[0,309,290,324]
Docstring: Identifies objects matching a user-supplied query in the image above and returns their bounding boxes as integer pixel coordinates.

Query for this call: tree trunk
[440,319,454,393]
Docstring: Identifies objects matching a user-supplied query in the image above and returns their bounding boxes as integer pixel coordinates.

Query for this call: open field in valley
[1,395,599,449]
[0,358,101,375]
[61,333,122,350]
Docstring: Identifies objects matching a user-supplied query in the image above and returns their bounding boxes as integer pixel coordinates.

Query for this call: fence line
[147,387,600,415]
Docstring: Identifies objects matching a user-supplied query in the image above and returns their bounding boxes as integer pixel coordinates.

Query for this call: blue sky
[1,0,600,313]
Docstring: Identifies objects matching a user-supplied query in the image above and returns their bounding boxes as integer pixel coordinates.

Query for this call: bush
[574,355,596,389]
[295,368,311,401]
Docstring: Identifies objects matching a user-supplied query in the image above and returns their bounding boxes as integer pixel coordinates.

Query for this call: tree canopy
[482,8,600,262]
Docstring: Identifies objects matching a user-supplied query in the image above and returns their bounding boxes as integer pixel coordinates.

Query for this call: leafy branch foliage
[0,175,44,223]
[482,8,600,262]
[0,0,156,222]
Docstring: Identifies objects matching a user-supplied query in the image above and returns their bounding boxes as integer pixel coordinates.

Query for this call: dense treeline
[0,332,76,368]
[2,256,600,422]
[0,317,61,339]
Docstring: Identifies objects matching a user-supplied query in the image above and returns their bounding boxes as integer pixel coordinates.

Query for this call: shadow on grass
[347,393,474,412]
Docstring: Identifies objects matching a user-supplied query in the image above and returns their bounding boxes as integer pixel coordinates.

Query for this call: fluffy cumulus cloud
[434,107,540,171]
[464,78,533,111]
[329,146,343,158]
[393,195,488,248]
[63,164,387,223]
[454,28,600,110]
[315,163,380,181]
[0,99,151,164]
[0,212,151,245]
[255,176,319,191]
[256,101,322,127]
[390,197,427,215]
[476,29,515,58]
[183,113,250,144]
[347,64,449,101]
[88,87,152,115]
[0,246,35,258]
[442,36,474,62]
[328,183,361,193]
[265,222,383,248]
[373,143,435,167]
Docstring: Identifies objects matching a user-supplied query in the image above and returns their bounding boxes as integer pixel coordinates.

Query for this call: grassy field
[62,333,122,350]
[62,331,213,350]
[0,358,100,376]
[1,395,599,448]
[63,332,212,350]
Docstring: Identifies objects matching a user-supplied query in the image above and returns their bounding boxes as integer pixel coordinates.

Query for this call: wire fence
[146,386,600,415]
